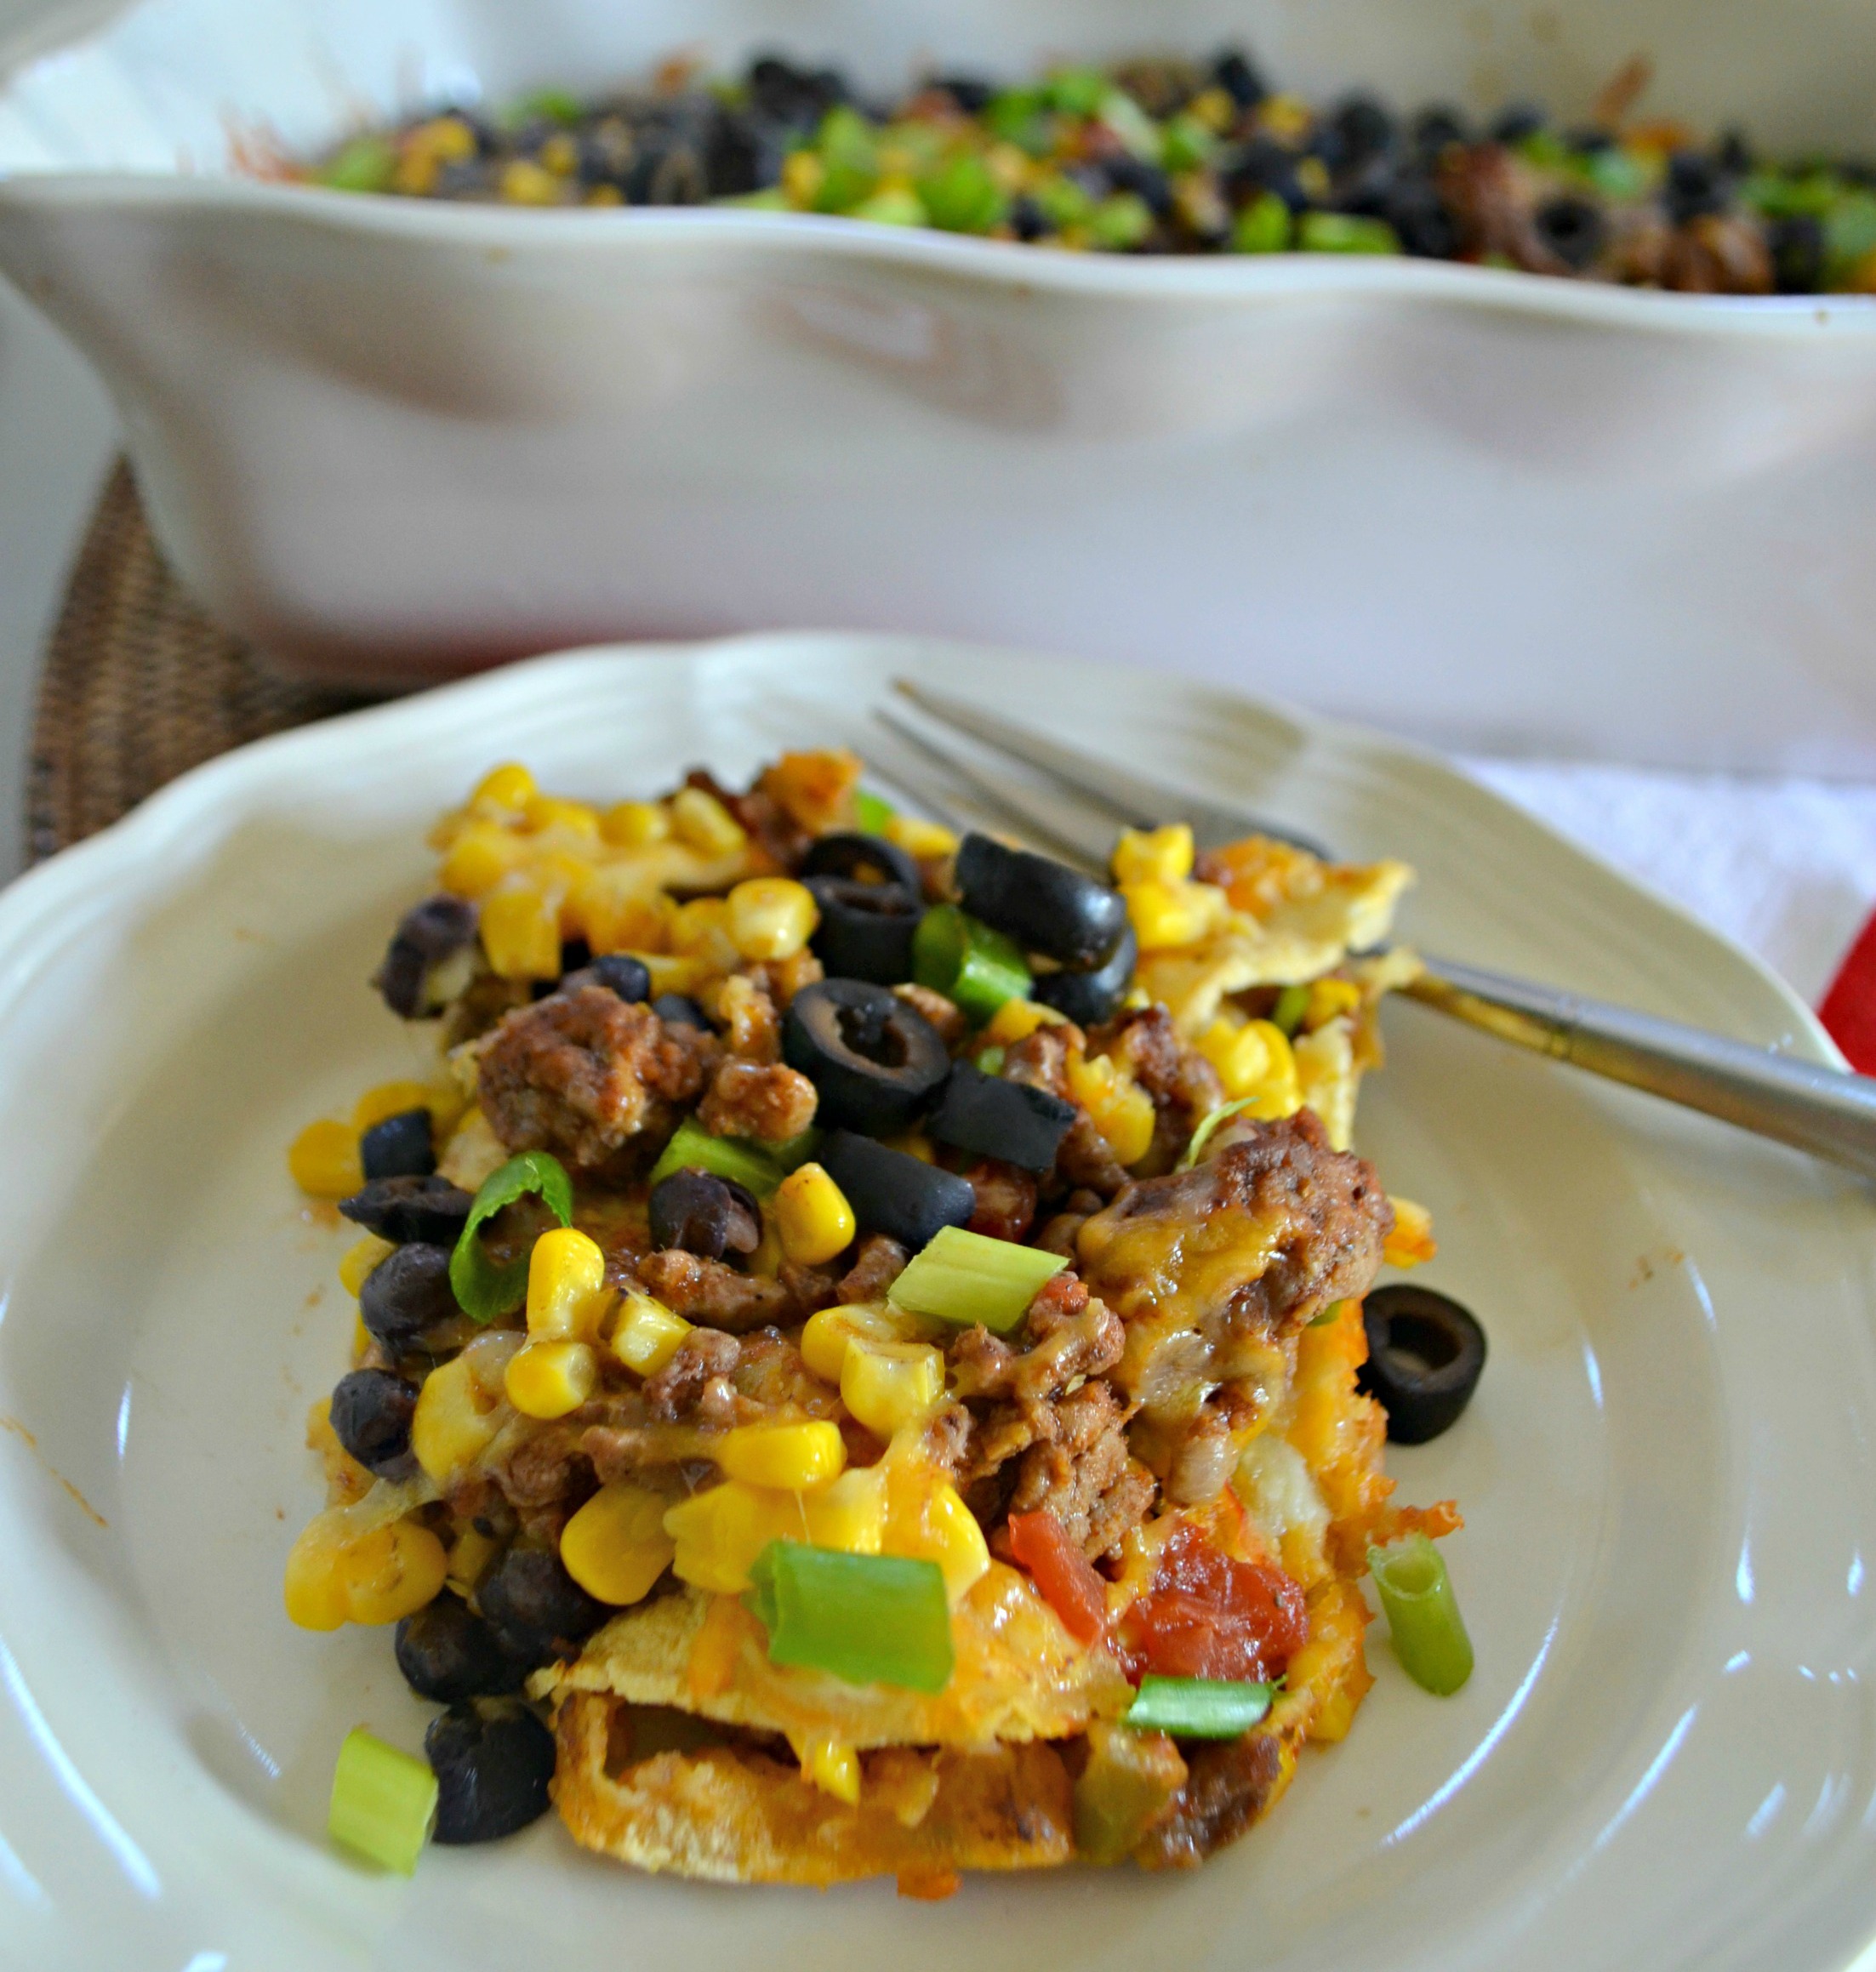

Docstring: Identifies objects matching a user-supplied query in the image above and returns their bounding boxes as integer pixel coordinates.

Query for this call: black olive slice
[653,992,711,1031]
[781,978,951,1136]
[954,833,1129,969]
[591,954,652,1003]
[806,876,921,983]
[1032,922,1139,1027]
[819,1130,975,1251]
[373,894,479,1018]
[801,830,925,896]
[340,1174,476,1247]
[647,1169,762,1259]
[359,1242,460,1348]
[328,1368,419,1476]
[396,1597,526,1703]
[927,1061,1077,1173]
[1356,1285,1486,1445]
[426,1701,556,1844]
[359,1107,436,1182]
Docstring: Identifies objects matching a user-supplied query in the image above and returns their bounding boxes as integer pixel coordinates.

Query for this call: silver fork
[874,679,1876,1187]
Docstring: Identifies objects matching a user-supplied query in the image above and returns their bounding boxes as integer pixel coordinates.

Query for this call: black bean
[1355,1285,1487,1445]
[782,979,952,1136]
[1665,149,1727,224]
[1217,137,1306,212]
[1031,922,1138,1028]
[647,1169,761,1259]
[1411,105,1469,163]
[426,1701,556,1844]
[818,1129,975,1251]
[360,1107,436,1182]
[328,1369,419,1476]
[806,877,921,983]
[1104,155,1174,217]
[1718,128,1754,175]
[1565,126,1614,155]
[928,1062,1076,1173]
[1210,48,1267,110]
[592,954,652,1003]
[1770,214,1825,294]
[373,894,477,1019]
[340,1174,476,1247]
[799,829,925,895]
[953,834,1129,970]
[1378,177,1462,259]
[1489,101,1545,144]
[1534,194,1607,270]
[934,73,994,113]
[652,992,710,1031]
[359,1242,459,1348]
[478,1547,609,1665]
[395,1596,526,1702]
[1010,195,1050,241]
[1331,94,1395,170]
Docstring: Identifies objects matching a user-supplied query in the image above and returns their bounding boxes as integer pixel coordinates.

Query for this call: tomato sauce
[1115,1522,1309,1684]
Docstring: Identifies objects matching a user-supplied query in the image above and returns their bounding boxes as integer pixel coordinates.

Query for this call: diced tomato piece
[1115,1523,1309,1684]
[1006,1509,1109,1645]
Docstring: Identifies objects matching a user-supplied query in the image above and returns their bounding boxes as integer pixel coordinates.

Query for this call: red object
[1821,910,1876,1074]
[1115,1523,1309,1684]
[1006,1510,1109,1644]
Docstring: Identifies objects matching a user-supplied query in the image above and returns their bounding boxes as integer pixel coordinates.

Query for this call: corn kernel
[439,820,528,898]
[1383,1196,1438,1268]
[447,1522,500,1594]
[670,785,747,857]
[520,794,599,840]
[1112,824,1195,888]
[572,867,670,955]
[499,158,563,205]
[1124,878,1229,951]
[1305,977,1362,1030]
[727,877,819,962]
[804,1464,887,1553]
[1064,1052,1156,1166]
[639,953,713,996]
[352,1079,436,1134]
[560,1481,676,1604]
[841,1338,944,1439]
[538,130,579,177]
[782,148,824,207]
[289,1119,362,1200]
[718,1420,846,1490]
[480,884,562,979]
[884,813,957,858]
[610,1291,690,1376]
[793,1734,860,1804]
[1196,1016,1299,1114]
[526,1226,611,1341]
[983,997,1066,1046]
[282,1514,351,1630]
[748,1206,784,1279]
[663,1480,804,1594]
[343,1518,450,1625]
[471,762,536,814]
[352,1314,372,1363]
[505,1339,598,1419]
[411,1336,520,1482]
[773,1162,857,1267]
[668,896,739,970]
[602,798,670,847]
[339,1233,395,1297]
[883,1461,989,1605]
[800,1302,928,1384]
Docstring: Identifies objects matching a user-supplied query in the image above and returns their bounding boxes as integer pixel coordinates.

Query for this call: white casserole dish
[3,0,1876,772]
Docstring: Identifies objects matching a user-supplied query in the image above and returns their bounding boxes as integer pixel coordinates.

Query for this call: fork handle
[1405,957,1876,1182]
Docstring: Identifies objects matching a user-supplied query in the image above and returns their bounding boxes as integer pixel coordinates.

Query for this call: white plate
[7,0,1876,774]
[0,633,1873,1972]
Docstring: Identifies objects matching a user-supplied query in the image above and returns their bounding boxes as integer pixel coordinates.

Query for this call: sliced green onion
[975,1045,1006,1075]
[328,1726,437,1874]
[449,1149,573,1323]
[1123,1676,1277,1739]
[745,1542,953,1691]
[854,789,896,834]
[317,135,396,193]
[1369,1535,1474,1696]
[648,1116,787,1195]
[912,903,1031,1025]
[889,1224,1065,1336]
[1297,211,1401,255]
[1271,983,1311,1036]
[1177,1096,1261,1171]
[1230,189,1292,254]
[1306,1298,1346,1329]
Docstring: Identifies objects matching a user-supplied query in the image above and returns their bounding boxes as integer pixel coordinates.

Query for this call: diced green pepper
[848,184,927,226]
[746,1542,953,1690]
[509,88,583,128]
[1044,68,1109,117]
[1825,191,1876,286]
[1088,191,1155,250]
[1231,190,1292,254]
[1123,1675,1278,1738]
[1073,1718,1188,1865]
[911,903,1031,1023]
[648,1116,787,1195]
[1272,983,1311,1034]
[918,152,1009,234]
[1160,112,1217,172]
[1369,1535,1474,1696]
[889,1224,1066,1336]
[317,135,397,193]
[449,1149,574,1323]
[853,789,897,833]
[1297,211,1400,255]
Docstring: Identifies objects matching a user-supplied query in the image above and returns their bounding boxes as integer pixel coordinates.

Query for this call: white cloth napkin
[1461,758,1876,1006]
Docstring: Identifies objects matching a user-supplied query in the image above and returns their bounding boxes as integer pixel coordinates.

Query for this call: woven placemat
[26,462,386,861]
